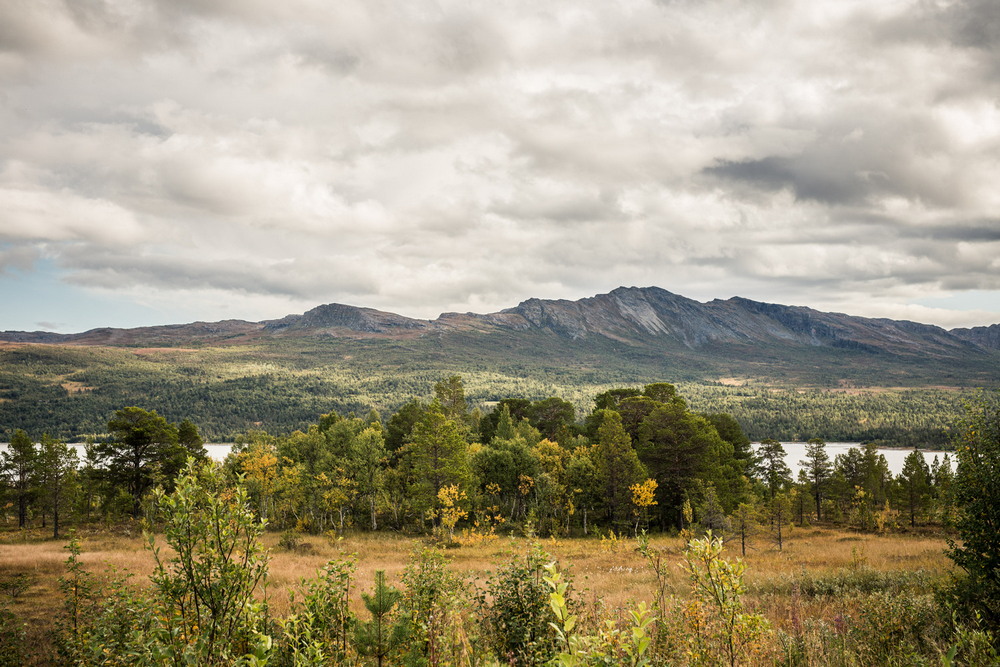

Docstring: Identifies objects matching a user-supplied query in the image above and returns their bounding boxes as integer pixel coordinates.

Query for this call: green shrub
[681,532,772,666]
[851,591,943,665]
[58,461,274,666]
[278,530,302,551]
[145,461,272,664]
[278,556,357,665]
[398,546,472,666]
[0,605,25,667]
[545,560,654,666]
[477,543,557,666]
[753,566,938,599]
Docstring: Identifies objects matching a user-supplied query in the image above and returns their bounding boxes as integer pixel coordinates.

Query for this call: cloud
[0,244,40,274]
[0,0,998,330]
[0,184,142,246]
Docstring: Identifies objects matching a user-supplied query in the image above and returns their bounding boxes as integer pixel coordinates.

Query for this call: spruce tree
[948,392,1000,631]
[899,448,931,527]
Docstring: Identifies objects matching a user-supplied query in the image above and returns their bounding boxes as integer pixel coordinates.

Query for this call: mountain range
[3,286,999,360]
[2,287,996,441]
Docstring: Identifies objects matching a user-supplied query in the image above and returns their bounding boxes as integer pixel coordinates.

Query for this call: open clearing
[0,524,954,660]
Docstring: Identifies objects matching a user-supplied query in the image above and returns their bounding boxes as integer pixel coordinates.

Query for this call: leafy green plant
[56,535,95,663]
[477,543,557,666]
[297,557,356,661]
[544,560,654,666]
[398,546,472,666]
[145,460,272,665]
[681,532,772,666]
[71,567,156,666]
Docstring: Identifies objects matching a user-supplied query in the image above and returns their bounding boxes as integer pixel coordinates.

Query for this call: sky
[2,0,1000,334]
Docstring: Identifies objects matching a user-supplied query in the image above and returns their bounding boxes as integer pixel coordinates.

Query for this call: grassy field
[0,524,955,663]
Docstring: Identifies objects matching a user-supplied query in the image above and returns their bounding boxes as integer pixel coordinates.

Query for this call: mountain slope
[476,287,984,360]
[1,286,995,363]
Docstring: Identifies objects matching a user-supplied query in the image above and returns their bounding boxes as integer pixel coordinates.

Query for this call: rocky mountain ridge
[2,287,998,359]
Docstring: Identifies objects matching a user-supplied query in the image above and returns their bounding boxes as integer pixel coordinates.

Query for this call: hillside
[0,287,996,441]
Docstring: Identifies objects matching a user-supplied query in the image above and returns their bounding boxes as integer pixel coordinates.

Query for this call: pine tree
[38,435,78,539]
[730,497,763,557]
[1,429,38,529]
[98,407,180,517]
[405,402,472,526]
[755,439,791,500]
[899,448,931,527]
[769,492,792,551]
[355,570,406,667]
[948,392,1000,631]
[434,375,469,426]
[592,411,646,528]
[800,438,832,520]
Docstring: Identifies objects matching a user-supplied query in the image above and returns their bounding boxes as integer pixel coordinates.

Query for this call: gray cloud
[946,0,1000,52]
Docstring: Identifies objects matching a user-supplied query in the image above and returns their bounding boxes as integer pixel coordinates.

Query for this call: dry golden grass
[0,523,955,661]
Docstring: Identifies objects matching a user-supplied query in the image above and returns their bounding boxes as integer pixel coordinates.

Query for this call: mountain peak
[266,303,430,335]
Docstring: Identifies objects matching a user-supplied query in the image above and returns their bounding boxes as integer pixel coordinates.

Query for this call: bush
[752,566,937,599]
[58,461,273,666]
[278,530,302,551]
[477,543,558,666]
[278,556,356,664]
[398,546,472,665]
[851,591,943,664]
[0,605,25,667]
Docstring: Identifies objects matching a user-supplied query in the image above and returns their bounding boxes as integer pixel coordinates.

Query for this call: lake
[3,441,953,478]
[755,441,952,477]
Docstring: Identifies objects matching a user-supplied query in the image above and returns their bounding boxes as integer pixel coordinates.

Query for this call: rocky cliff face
[471,286,983,359]
[488,287,742,344]
[951,323,1000,351]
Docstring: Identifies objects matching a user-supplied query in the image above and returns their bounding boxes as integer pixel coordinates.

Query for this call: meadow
[0,523,959,665]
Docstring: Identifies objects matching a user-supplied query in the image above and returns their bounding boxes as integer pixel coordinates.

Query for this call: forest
[1,380,998,664]
[0,378,967,539]
[0,339,973,447]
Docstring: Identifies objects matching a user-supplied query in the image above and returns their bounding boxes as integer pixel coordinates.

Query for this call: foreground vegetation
[0,478,995,665]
